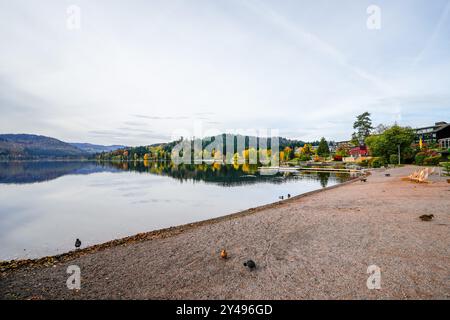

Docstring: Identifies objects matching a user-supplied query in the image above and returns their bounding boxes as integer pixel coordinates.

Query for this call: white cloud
[0,0,449,145]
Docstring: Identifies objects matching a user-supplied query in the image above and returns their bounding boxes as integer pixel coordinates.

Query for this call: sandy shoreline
[1,166,449,299]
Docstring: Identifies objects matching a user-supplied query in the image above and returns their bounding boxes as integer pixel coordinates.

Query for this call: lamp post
[397,144,401,165]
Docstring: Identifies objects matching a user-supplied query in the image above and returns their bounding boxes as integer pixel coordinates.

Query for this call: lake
[0,161,353,261]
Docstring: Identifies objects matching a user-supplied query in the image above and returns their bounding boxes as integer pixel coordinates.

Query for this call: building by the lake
[414,121,450,149]
[334,121,450,154]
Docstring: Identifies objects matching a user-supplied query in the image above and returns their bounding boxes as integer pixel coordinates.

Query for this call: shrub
[415,152,427,165]
[389,154,399,165]
[333,154,343,161]
[299,154,310,161]
[441,162,450,176]
[423,155,441,166]
[370,157,384,168]
[357,159,369,167]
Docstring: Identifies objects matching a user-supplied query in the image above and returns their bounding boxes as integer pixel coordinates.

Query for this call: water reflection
[0,161,118,184]
[0,161,351,187]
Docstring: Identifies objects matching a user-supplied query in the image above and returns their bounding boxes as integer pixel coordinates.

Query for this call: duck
[75,238,81,249]
[287,194,291,198]
[279,196,284,200]
[419,214,434,221]
[220,249,228,259]
[243,260,256,270]
[385,173,391,177]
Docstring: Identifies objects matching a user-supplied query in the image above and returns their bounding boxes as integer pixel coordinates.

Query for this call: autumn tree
[300,144,314,156]
[335,144,351,157]
[284,147,293,161]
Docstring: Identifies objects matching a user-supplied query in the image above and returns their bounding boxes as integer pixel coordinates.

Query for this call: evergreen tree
[352,112,373,145]
[317,137,330,157]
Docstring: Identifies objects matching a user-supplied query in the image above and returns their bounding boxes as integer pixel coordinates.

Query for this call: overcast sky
[1,0,450,146]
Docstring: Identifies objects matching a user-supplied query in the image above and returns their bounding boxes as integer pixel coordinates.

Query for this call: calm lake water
[0,161,352,261]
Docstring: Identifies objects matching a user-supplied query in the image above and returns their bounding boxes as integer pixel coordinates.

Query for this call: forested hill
[97,134,310,161]
[0,134,89,160]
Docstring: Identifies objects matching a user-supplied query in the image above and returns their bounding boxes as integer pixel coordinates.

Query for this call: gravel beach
[1,166,449,299]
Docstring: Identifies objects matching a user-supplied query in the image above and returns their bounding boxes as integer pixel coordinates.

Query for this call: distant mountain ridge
[0,134,127,159]
[0,134,89,160]
[69,143,126,154]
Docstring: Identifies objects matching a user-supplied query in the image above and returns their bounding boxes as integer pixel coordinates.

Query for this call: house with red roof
[349,145,369,157]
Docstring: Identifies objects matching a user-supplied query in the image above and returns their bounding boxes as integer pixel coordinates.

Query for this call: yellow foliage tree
[284,147,292,161]
[301,144,314,156]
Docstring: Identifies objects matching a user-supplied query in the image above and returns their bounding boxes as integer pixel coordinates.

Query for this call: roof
[414,122,449,133]
[350,146,369,155]
[435,123,450,132]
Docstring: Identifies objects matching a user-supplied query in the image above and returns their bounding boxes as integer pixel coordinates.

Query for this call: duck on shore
[75,238,81,249]
[419,214,434,221]
[220,249,228,259]
[243,260,256,270]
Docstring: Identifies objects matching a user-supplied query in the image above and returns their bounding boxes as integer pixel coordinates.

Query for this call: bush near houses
[423,155,442,166]
[415,150,441,165]
[369,157,384,168]
[441,162,450,176]
[356,158,369,167]
[389,154,399,165]
[298,154,311,161]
